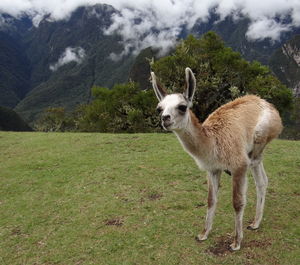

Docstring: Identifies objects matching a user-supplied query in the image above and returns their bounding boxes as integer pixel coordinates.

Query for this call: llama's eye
[156,107,163,114]
[178,105,187,113]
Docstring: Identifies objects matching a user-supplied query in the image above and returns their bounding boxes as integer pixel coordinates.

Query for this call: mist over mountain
[0,2,299,124]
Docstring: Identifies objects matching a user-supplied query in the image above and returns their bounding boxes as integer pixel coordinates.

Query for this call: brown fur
[232,166,247,212]
[187,95,282,171]
[207,180,214,208]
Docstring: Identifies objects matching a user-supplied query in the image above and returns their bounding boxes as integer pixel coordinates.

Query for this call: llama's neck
[173,110,212,159]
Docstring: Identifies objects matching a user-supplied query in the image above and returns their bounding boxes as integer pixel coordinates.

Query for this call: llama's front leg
[231,166,248,251]
[197,170,221,241]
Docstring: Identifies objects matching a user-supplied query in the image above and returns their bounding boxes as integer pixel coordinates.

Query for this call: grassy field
[0,132,299,265]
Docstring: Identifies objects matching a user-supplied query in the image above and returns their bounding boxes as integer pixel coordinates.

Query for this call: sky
[1,0,300,59]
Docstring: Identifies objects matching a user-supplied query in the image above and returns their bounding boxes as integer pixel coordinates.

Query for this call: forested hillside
[0,106,32,131]
[0,32,30,107]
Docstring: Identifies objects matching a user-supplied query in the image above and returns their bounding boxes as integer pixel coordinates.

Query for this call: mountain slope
[14,5,136,122]
[0,31,31,107]
[0,106,32,131]
[192,16,300,65]
[269,35,300,96]
[128,47,158,90]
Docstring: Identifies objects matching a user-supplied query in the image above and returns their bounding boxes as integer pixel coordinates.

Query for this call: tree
[151,32,293,122]
[77,82,159,132]
[35,107,75,132]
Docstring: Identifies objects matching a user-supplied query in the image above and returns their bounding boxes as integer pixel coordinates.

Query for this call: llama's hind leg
[248,161,268,230]
[197,170,221,241]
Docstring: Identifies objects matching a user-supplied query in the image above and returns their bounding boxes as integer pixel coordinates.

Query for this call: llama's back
[202,95,282,167]
[203,95,282,140]
[203,95,264,138]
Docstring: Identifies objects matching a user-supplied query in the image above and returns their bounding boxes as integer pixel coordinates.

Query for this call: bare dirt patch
[11,227,22,236]
[205,235,272,258]
[205,235,233,257]
[104,218,124,226]
[147,192,163,201]
[139,189,163,202]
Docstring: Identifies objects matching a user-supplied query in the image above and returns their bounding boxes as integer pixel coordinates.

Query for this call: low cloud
[50,47,86,71]
[1,1,300,58]
[246,19,292,42]
[103,0,210,59]
[103,0,300,59]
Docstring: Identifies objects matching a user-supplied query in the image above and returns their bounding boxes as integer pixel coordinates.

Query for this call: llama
[151,68,282,250]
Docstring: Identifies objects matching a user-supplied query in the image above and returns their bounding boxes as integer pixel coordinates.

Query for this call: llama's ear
[151,72,167,101]
[183,67,196,105]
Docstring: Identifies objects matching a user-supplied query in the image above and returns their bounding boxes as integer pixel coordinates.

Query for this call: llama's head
[151,67,196,131]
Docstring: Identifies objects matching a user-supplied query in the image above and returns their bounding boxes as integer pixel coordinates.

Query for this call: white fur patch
[255,105,272,135]
[159,94,185,114]
[158,94,189,130]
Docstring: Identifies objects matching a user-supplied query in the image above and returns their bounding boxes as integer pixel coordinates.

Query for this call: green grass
[0,132,299,265]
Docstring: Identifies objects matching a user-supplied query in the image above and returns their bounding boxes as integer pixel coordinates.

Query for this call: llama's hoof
[229,242,241,251]
[195,234,207,242]
[247,224,259,230]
